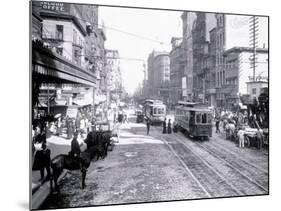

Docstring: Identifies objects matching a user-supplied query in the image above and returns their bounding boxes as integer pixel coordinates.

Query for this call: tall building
[147,50,170,103]
[192,12,216,103]
[205,27,217,106]
[181,12,197,101]
[223,47,268,109]
[105,49,122,104]
[32,1,101,118]
[169,37,185,106]
[215,14,268,108]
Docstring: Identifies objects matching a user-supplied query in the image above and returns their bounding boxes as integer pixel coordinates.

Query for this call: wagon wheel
[244,136,251,148]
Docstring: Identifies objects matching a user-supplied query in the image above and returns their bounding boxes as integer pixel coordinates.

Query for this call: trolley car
[173,101,213,139]
[143,99,166,125]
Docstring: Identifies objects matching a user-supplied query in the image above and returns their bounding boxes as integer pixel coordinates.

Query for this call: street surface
[40,112,268,209]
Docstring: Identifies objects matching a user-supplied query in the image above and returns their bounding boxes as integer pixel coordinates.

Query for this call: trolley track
[206,138,268,174]
[197,140,268,192]
[152,127,242,197]
[172,130,268,194]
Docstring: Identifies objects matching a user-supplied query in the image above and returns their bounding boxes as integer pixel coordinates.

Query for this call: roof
[175,106,212,113]
[223,47,268,56]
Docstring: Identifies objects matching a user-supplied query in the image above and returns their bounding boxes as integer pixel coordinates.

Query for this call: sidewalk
[40,121,208,208]
[31,133,86,209]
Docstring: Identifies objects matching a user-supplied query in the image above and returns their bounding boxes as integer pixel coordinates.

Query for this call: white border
[0,0,280,211]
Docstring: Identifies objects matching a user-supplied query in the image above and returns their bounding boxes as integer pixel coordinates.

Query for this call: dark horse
[50,146,99,193]
[84,131,114,158]
[50,131,114,193]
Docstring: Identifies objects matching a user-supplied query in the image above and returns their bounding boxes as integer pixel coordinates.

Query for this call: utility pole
[249,16,259,82]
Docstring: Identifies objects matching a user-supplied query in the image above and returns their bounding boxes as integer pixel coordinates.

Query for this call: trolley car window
[196,113,201,124]
[153,107,165,115]
[159,108,165,115]
[202,113,207,124]
[207,113,212,123]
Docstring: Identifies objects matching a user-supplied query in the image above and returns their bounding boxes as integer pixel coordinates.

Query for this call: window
[252,88,257,95]
[196,114,201,124]
[208,114,212,123]
[74,49,80,65]
[73,29,77,44]
[202,113,207,124]
[56,25,63,40]
[220,33,224,46]
[56,47,63,55]
[153,108,157,115]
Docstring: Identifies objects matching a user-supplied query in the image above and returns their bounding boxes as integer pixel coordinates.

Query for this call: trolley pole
[249,16,259,82]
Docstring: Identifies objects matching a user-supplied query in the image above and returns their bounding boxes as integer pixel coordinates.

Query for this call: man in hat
[70,131,81,159]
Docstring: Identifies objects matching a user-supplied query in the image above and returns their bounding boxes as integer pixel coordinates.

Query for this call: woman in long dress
[162,118,167,134]
[167,119,172,134]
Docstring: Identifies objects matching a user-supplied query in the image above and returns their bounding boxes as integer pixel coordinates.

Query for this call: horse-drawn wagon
[228,124,264,148]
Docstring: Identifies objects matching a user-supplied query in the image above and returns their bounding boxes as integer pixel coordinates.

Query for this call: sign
[40,1,70,13]
[66,106,78,118]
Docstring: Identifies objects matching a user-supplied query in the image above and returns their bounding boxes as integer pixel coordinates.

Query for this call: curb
[31,170,68,209]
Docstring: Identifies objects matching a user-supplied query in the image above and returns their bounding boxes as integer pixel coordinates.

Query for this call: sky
[99,6,183,95]
[98,6,268,96]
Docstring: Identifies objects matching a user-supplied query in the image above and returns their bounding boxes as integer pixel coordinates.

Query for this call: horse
[84,131,114,159]
[50,146,98,193]
[225,122,236,140]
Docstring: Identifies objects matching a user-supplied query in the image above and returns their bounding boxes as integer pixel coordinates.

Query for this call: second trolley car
[143,99,166,125]
[173,101,213,139]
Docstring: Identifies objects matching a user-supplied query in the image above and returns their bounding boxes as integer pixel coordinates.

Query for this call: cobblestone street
[40,118,268,209]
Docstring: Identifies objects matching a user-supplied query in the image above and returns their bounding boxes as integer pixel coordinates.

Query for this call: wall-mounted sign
[40,1,70,13]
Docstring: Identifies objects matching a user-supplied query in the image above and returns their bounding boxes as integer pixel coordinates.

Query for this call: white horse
[225,123,236,140]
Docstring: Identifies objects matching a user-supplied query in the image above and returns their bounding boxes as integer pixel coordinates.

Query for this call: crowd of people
[31,106,102,184]
[214,108,265,149]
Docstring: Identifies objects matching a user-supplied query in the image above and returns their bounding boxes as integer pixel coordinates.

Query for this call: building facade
[192,12,216,103]
[181,12,197,101]
[32,1,102,118]
[204,27,217,106]
[146,50,170,103]
[105,49,122,105]
[215,14,268,108]
[169,37,185,106]
[222,47,268,109]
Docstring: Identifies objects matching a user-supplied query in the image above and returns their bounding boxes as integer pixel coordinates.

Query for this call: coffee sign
[40,1,69,12]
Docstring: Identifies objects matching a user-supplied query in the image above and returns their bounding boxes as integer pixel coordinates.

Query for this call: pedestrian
[56,117,62,136]
[167,119,172,134]
[32,125,51,183]
[146,118,151,135]
[80,116,86,138]
[162,118,167,134]
[237,127,245,148]
[215,117,220,133]
[69,131,81,159]
[67,119,74,139]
